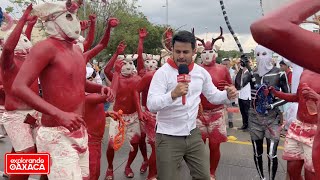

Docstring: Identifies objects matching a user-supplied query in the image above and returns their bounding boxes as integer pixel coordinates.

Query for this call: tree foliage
[6,0,169,63]
[78,0,167,62]
[216,49,254,63]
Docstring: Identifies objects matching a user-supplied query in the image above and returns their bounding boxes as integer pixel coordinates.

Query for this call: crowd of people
[0,0,320,180]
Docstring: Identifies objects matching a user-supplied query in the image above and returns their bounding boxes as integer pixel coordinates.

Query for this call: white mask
[201,50,217,65]
[121,60,135,76]
[54,12,80,40]
[44,12,80,41]
[4,31,32,55]
[144,59,158,71]
[255,45,274,77]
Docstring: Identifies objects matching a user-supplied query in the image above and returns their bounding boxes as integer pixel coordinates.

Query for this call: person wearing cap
[12,2,115,179]
[147,30,237,180]
[279,60,292,89]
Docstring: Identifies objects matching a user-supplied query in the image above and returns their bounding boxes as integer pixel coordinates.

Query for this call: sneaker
[0,134,5,139]
[228,121,234,128]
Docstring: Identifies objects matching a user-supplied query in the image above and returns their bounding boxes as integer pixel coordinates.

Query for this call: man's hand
[116,41,126,54]
[240,54,249,69]
[55,111,86,132]
[80,20,90,31]
[138,111,148,122]
[139,28,148,39]
[22,4,33,20]
[89,14,97,23]
[268,86,276,93]
[101,86,115,102]
[171,82,189,100]
[302,85,320,102]
[217,80,230,91]
[27,15,38,25]
[114,60,124,73]
[107,17,119,28]
[225,85,237,100]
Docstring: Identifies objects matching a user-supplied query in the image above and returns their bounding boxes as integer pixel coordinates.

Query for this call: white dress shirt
[238,69,251,100]
[147,63,230,136]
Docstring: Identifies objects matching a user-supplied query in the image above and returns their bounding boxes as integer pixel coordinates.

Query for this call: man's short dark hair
[279,60,287,66]
[172,31,196,50]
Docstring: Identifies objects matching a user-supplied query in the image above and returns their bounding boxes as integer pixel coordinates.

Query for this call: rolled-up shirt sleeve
[147,70,174,113]
[202,70,231,105]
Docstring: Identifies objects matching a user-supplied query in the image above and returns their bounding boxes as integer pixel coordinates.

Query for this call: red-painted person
[250,0,320,178]
[104,40,143,179]
[12,2,114,179]
[250,0,320,75]
[270,70,320,180]
[0,5,39,180]
[84,61,122,180]
[134,28,158,179]
[196,30,231,179]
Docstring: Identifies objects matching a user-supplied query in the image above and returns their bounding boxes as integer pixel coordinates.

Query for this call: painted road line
[227,140,284,150]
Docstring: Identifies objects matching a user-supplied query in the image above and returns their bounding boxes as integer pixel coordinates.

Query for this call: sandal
[140,161,149,174]
[124,167,134,178]
[105,169,114,180]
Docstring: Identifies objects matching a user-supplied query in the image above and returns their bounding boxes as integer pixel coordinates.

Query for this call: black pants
[238,99,250,128]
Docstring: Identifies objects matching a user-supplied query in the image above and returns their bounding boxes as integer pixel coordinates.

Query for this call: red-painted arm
[137,28,148,75]
[0,5,32,70]
[83,14,96,52]
[109,60,123,100]
[270,87,299,102]
[85,80,104,93]
[134,72,153,121]
[84,18,119,63]
[85,93,107,104]
[250,0,320,74]
[24,16,38,40]
[104,41,126,80]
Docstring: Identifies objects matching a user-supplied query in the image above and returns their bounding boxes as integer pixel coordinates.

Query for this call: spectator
[221,58,237,128]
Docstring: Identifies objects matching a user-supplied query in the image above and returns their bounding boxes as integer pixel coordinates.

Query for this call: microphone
[178,64,190,105]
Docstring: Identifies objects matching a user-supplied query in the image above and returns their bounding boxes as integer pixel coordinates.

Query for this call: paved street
[0,113,288,180]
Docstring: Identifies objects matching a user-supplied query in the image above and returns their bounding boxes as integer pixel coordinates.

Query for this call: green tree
[6,0,168,63]
[80,0,167,62]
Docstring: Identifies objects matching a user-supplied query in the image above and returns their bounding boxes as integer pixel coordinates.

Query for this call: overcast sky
[1,0,317,52]
[138,0,263,52]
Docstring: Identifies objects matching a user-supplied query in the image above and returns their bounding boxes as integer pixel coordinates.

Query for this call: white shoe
[0,134,5,139]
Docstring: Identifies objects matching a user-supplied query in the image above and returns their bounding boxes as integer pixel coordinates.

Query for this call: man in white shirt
[235,63,252,131]
[147,30,237,180]
[221,58,237,128]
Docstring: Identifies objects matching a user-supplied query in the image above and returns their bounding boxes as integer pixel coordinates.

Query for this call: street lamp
[205,27,208,41]
[162,0,168,27]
